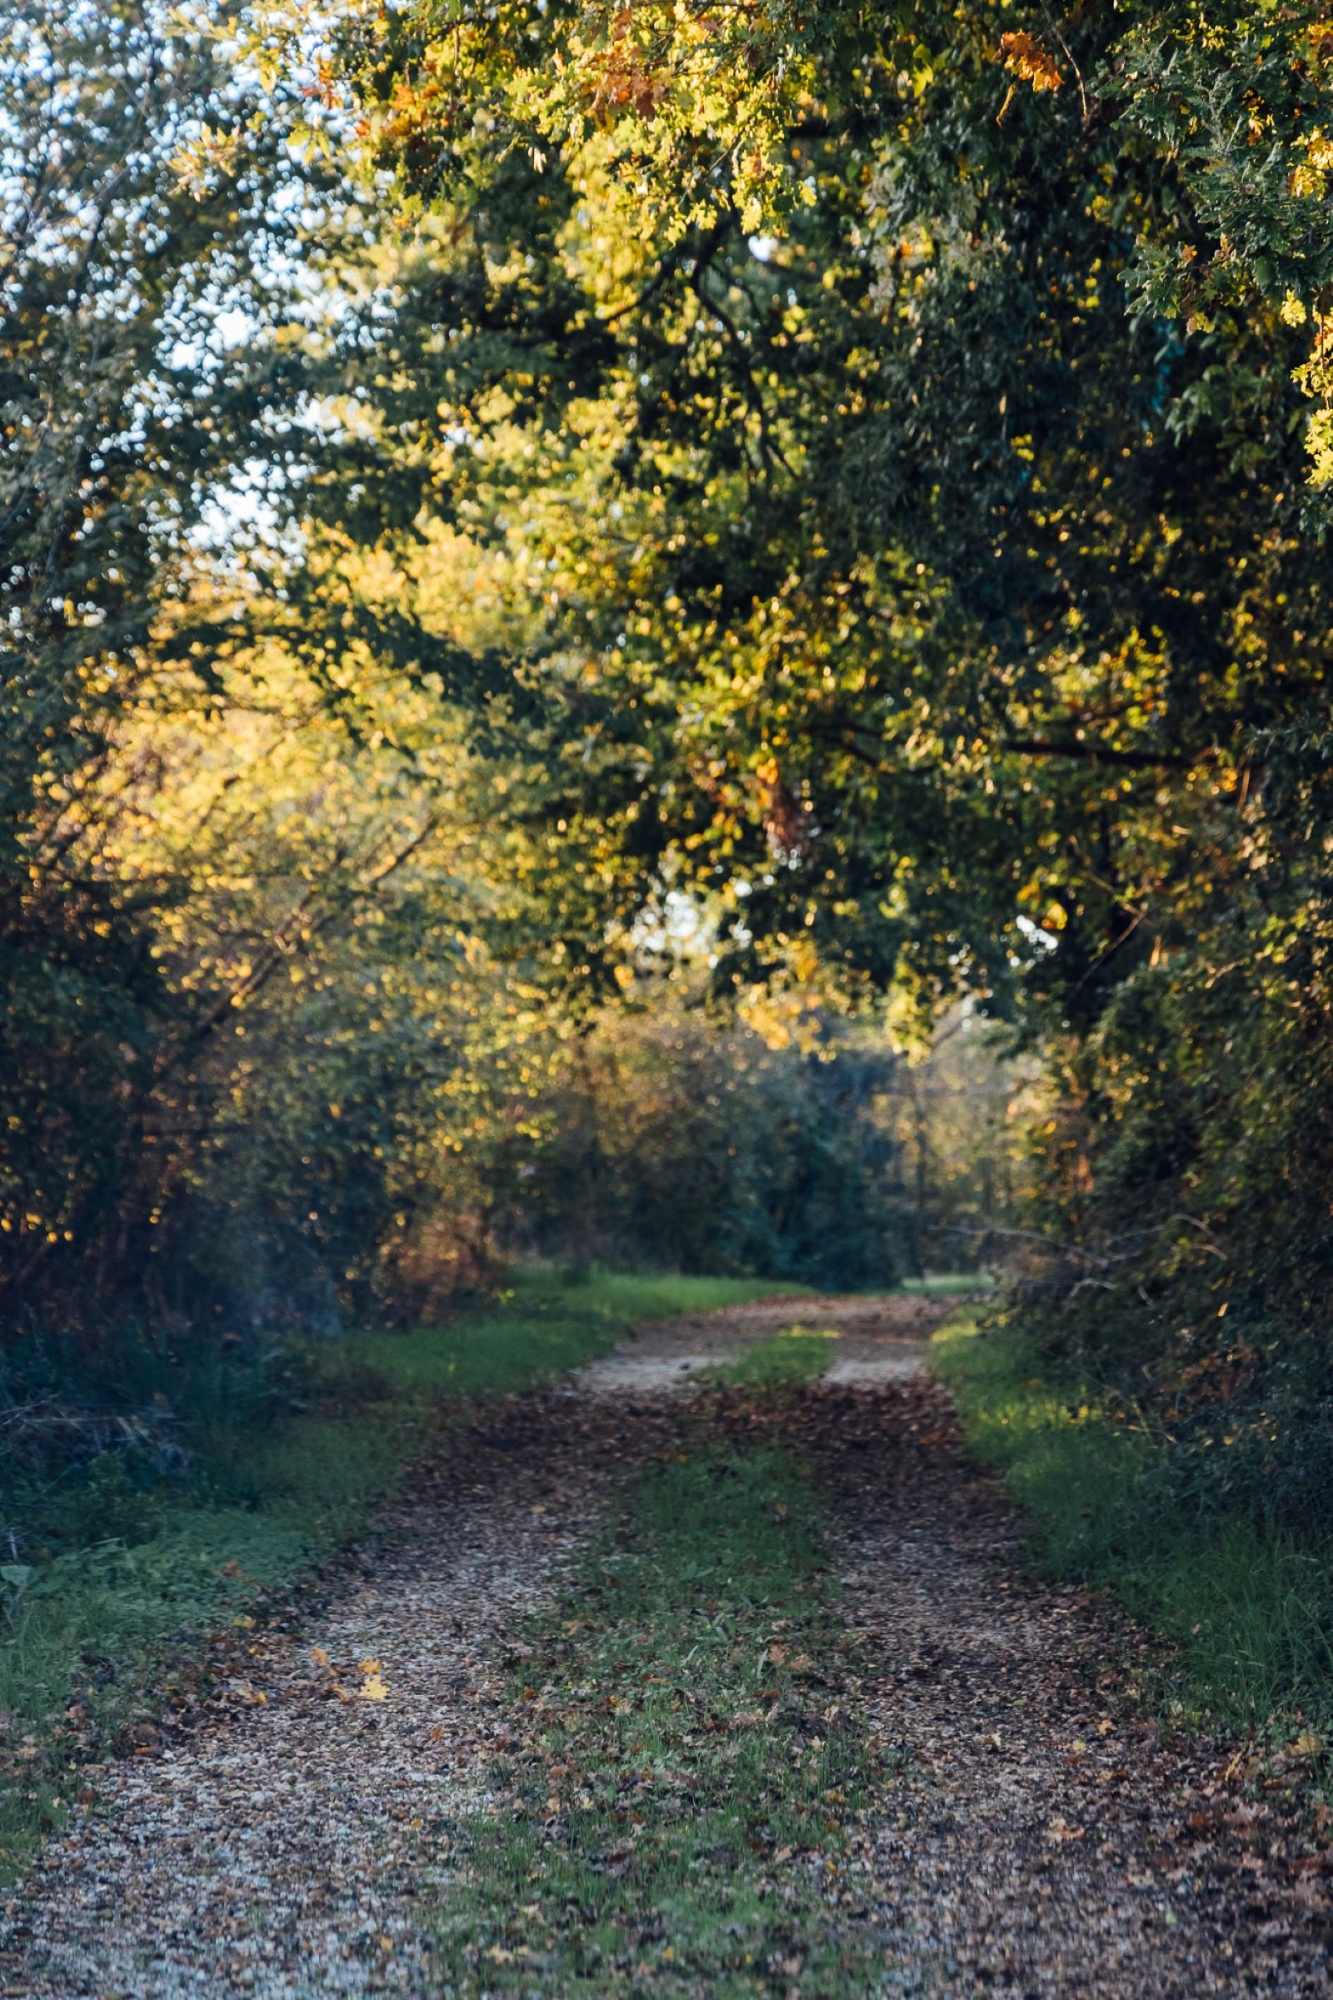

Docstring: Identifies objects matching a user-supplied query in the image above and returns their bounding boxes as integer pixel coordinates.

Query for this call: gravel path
[793,1379,1333,1997]
[3,1298,1331,1996]
[0,1395,663,2000]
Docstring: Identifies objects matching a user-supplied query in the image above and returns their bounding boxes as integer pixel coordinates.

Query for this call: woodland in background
[6,0,1333,1541]
[510,1007,1026,1292]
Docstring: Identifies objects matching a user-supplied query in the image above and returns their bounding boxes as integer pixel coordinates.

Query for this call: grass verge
[0,1270,790,1882]
[434,1430,886,1997]
[931,1313,1333,1742]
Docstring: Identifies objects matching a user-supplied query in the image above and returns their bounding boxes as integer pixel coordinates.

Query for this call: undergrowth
[0,1270,788,1881]
[434,1435,888,1997]
[932,1313,1333,1745]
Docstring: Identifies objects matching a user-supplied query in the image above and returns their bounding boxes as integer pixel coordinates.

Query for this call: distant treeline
[508,1012,1023,1297]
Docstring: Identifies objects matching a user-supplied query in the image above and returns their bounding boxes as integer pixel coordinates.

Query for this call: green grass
[703,1327,839,1389]
[432,1436,886,1998]
[931,1312,1333,1739]
[898,1273,995,1297]
[509,1267,811,1322]
[0,1269,798,1881]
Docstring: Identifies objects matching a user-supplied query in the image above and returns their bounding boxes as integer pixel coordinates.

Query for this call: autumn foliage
[8,0,1333,1545]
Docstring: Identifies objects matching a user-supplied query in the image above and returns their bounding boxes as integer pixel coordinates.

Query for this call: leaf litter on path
[1,1296,1330,1996]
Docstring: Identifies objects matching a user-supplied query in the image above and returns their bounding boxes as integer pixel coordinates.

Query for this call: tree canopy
[321,0,1333,1472]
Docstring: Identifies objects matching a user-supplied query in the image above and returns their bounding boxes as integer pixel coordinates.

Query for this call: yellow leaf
[357,1657,389,1701]
[998,31,1062,92]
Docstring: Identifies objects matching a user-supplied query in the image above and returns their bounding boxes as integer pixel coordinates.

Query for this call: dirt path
[787,1383,1332,1995]
[0,1392,670,1999]
[2,1297,1331,1996]
[577,1294,944,1393]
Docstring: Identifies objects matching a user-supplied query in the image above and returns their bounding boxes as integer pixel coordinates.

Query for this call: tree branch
[1002,736,1212,771]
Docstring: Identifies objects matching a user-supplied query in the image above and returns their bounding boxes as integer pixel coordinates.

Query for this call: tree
[323,0,1333,1471]
[332,0,1322,1013]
